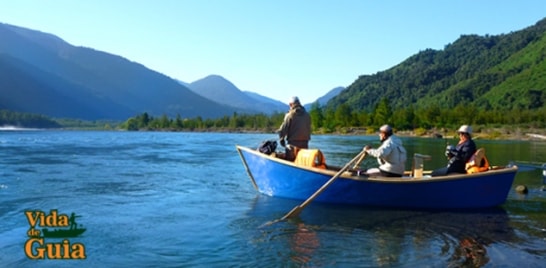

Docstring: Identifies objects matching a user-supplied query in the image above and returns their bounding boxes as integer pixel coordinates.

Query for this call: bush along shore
[320,126,546,141]
[2,110,545,141]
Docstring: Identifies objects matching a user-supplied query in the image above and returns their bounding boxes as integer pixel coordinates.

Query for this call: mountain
[4,17,544,122]
[0,23,238,120]
[326,18,546,113]
[308,87,345,106]
[175,79,191,88]
[187,75,286,114]
[302,86,345,110]
[185,73,342,113]
[243,91,288,112]
[315,86,345,106]
[0,54,135,119]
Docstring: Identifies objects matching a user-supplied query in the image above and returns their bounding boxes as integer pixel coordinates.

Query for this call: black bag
[258,140,277,155]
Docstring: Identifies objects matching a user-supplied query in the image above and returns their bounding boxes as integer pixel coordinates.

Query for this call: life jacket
[466,148,490,174]
[294,149,326,169]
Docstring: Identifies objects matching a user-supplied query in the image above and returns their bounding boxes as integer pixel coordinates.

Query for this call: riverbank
[123,125,546,141]
[4,124,545,141]
[314,126,546,141]
[399,129,546,141]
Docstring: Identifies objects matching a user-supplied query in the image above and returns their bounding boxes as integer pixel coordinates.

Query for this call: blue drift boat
[236,145,518,209]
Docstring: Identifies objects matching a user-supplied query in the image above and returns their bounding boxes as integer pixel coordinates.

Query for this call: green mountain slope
[327,18,546,113]
[475,33,546,110]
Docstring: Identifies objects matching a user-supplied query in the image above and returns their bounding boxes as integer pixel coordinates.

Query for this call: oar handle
[280,149,367,220]
[352,150,368,170]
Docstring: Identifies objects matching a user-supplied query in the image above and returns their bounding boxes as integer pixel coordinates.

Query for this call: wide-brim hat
[457,125,472,134]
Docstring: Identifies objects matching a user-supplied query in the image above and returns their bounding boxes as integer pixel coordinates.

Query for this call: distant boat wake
[0,125,40,131]
[527,133,546,140]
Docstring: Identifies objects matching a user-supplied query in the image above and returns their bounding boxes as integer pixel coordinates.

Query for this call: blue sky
[1,1,545,104]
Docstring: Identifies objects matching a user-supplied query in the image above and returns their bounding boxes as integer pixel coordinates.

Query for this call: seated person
[364,124,407,177]
[432,125,476,176]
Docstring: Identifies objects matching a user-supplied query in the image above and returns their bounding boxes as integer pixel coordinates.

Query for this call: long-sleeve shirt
[447,139,477,173]
[366,135,407,175]
[277,105,311,145]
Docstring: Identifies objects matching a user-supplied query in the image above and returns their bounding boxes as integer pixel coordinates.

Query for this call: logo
[24,209,87,260]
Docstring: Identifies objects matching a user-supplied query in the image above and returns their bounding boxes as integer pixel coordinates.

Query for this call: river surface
[0,130,545,267]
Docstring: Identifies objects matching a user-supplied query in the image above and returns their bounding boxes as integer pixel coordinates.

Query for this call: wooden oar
[352,149,368,170]
[261,150,367,227]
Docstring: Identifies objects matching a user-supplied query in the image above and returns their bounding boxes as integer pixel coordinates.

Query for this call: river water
[0,130,545,267]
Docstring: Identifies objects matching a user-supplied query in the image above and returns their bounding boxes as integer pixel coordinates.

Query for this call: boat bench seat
[412,153,431,178]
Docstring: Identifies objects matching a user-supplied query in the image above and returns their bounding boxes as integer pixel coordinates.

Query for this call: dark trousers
[380,169,403,177]
[431,166,466,176]
[285,140,309,161]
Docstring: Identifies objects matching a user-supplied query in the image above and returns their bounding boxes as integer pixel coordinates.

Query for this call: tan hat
[289,96,300,104]
[379,124,393,135]
[457,125,472,134]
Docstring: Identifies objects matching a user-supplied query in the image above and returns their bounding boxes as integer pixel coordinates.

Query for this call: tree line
[2,97,543,133]
[0,110,61,128]
[119,98,546,134]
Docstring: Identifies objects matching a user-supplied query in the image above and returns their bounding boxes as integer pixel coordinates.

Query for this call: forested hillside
[327,18,546,113]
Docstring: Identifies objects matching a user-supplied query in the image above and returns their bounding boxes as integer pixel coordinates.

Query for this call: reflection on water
[455,237,488,267]
[248,195,521,267]
[289,222,320,265]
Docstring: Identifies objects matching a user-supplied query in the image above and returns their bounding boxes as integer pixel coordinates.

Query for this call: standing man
[277,96,311,161]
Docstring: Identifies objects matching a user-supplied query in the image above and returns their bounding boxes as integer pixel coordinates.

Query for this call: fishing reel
[445,145,456,159]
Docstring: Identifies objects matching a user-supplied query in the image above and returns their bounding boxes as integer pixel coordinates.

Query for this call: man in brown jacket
[277,96,311,161]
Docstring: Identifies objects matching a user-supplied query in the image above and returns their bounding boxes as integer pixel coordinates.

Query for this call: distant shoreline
[2,125,546,141]
[311,127,546,141]
[394,130,546,141]
[161,127,546,141]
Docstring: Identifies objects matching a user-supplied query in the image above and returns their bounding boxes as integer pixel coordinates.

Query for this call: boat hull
[237,146,518,209]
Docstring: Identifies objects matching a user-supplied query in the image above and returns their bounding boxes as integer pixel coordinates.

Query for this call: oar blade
[259,218,282,228]
[281,206,303,221]
[259,206,302,228]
